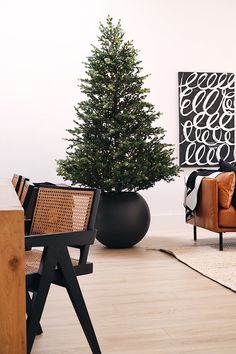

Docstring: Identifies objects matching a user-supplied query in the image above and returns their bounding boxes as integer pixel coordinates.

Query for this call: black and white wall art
[178,72,235,167]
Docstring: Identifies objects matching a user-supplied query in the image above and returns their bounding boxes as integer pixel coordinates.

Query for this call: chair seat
[219,206,236,227]
[25,249,79,274]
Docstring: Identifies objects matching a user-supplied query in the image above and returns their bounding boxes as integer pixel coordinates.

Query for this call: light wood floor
[32,231,236,354]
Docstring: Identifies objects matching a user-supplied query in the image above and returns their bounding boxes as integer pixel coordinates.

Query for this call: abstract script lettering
[179,72,235,167]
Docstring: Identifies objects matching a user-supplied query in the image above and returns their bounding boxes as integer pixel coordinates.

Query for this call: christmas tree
[57,16,180,192]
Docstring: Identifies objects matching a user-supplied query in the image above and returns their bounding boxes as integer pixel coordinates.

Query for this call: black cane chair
[12,174,31,207]
[25,185,101,354]
[20,181,34,209]
[18,176,29,199]
[20,182,35,235]
[12,174,22,193]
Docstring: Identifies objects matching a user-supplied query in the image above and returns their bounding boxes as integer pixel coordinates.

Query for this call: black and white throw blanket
[184,170,221,221]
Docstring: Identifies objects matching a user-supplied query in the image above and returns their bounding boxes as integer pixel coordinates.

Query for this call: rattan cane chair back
[20,181,34,215]
[20,181,28,205]
[20,180,30,205]
[12,174,19,188]
[17,177,29,198]
[12,174,22,193]
[17,177,25,197]
[30,187,94,235]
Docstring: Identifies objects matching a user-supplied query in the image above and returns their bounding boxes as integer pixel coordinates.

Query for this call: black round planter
[95,192,150,248]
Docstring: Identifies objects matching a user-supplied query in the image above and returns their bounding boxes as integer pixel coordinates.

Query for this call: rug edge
[159,248,236,294]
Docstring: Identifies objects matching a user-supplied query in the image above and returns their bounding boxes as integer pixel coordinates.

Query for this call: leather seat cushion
[216,172,235,209]
[219,206,236,227]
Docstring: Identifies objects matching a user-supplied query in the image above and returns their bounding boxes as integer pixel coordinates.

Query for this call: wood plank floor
[32,232,236,354]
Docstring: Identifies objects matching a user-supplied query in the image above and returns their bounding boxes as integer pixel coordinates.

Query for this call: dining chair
[20,182,35,235]
[20,181,34,208]
[25,185,101,354]
[18,176,29,199]
[12,174,22,193]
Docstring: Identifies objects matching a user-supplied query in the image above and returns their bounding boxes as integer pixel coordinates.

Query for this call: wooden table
[0,179,26,353]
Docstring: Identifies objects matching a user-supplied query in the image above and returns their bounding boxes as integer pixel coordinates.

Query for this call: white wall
[1,0,235,234]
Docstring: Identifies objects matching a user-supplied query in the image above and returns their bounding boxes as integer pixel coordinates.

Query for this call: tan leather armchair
[187,174,236,251]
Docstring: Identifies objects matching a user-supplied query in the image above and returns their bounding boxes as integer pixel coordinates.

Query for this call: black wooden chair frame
[25,186,101,354]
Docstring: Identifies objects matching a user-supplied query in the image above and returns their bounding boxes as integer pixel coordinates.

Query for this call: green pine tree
[57,16,180,192]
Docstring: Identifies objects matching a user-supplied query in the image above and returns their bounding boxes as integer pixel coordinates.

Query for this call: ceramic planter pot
[95,191,150,248]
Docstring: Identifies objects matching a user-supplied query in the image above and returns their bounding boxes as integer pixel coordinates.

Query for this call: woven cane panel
[12,174,18,189]
[30,188,94,235]
[25,250,78,274]
[20,181,29,205]
[18,177,25,197]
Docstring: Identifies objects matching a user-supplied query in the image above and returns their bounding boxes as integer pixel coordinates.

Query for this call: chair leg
[58,247,101,354]
[219,232,223,251]
[26,291,43,335]
[27,248,57,354]
[193,225,197,241]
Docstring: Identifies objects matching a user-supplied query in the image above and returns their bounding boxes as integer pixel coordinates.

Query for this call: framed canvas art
[178,72,235,167]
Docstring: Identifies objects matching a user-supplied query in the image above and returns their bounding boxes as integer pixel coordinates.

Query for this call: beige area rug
[159,241,236,293]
